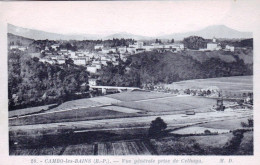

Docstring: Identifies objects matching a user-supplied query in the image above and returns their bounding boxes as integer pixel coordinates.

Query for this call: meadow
[107,91,173,101]
[115,95,216,113]
[9,107,137,126]
[165,76,253,93]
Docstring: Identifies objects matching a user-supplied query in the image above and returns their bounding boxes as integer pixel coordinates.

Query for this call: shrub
[204,129,211,134]
[148,117,167,137]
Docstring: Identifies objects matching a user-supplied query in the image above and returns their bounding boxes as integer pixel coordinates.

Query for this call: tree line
[8,50,89,110]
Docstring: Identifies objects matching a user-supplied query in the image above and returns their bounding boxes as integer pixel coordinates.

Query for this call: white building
[129,41,144,49]
[9,45,27,51]
[94,44,104,50]
[87,65,98,74]
[101,60,108,66]
[39,58,55,64]
[118,46,127,53]
[10,45,19,50]
[18,47,27,51]
[207,43,218,50]
[207,38,221,51]
[152,43,164,49]
[225,45,235,52]
[164,43,185,51]
[51,44,59,50]
[57,59,66,64]
[95,64,102,69]
[88,78,97,86]
[101,48,110,54]
[143,45,154,51]
[73,58,87,65]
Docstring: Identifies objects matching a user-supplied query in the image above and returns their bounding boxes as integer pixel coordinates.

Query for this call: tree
[148,117,167,137]
[183,36,206,50]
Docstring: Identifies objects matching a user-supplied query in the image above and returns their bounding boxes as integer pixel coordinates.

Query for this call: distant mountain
[158,25,253,40]
[8,24,105,40]
[8,24,253,41]
[104,32,152,40]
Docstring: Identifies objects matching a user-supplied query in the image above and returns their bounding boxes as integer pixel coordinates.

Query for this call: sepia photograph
[1,0,259,161]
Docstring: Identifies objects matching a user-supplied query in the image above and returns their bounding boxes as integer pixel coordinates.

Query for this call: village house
[207,38,221,51]
[143,45,154,51]
[73,58,87,65]
[51,44,59,50]
[10,45,27,51]
[57,59,66,64]
[39,57,55,64]
[225,45,235,52]
[118,46,128,54]
[88,78,97,86]
[94,44,104,50]
[9,45,19,50]
[87,65,98,74]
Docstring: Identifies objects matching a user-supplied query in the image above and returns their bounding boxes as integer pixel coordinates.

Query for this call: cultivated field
[9,107,137,126]
[150,133,234,155]
[10,130,253,155]
[107,91,173,101]
[197,117,250,130]
[165,76,253,93]
[170,126,230,135]
[9,104,56,118]
[115,95,216,113]
[10,140,153,155]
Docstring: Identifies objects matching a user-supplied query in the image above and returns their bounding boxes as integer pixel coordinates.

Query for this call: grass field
[10,146,64,155]
[165,76,253,93]
[181,133,233,148]
[9,107,137,126]
[63,143,94,155]
[150,133,234,155]
[235,131,253,155]
[107,91,173,101]
[115,96,215,113]
[101,106,142,113]
[171,126,230,135]
[47,97,119,113]
[10,140,152,155]
[198,118,250,130]
[9,104,56,118]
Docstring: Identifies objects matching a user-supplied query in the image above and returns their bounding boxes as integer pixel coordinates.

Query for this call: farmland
[115,95,216,113]
[107,91,173,101]
[10,131,253,155]
[9,106,138,126]
[165,76,253,93]
[9,76,253,155]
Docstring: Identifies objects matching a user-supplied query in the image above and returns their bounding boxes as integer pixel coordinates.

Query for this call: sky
[0,0,259,36]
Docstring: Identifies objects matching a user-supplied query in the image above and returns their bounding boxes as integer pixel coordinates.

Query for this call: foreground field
[10,130,253,155]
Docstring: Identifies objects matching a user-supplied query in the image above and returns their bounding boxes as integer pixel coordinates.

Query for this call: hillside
[180,49,253,64]
[99,51,253,87]
[8,33,34,46]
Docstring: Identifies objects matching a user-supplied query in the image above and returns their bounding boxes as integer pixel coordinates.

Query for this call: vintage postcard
[0,0,259,164]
